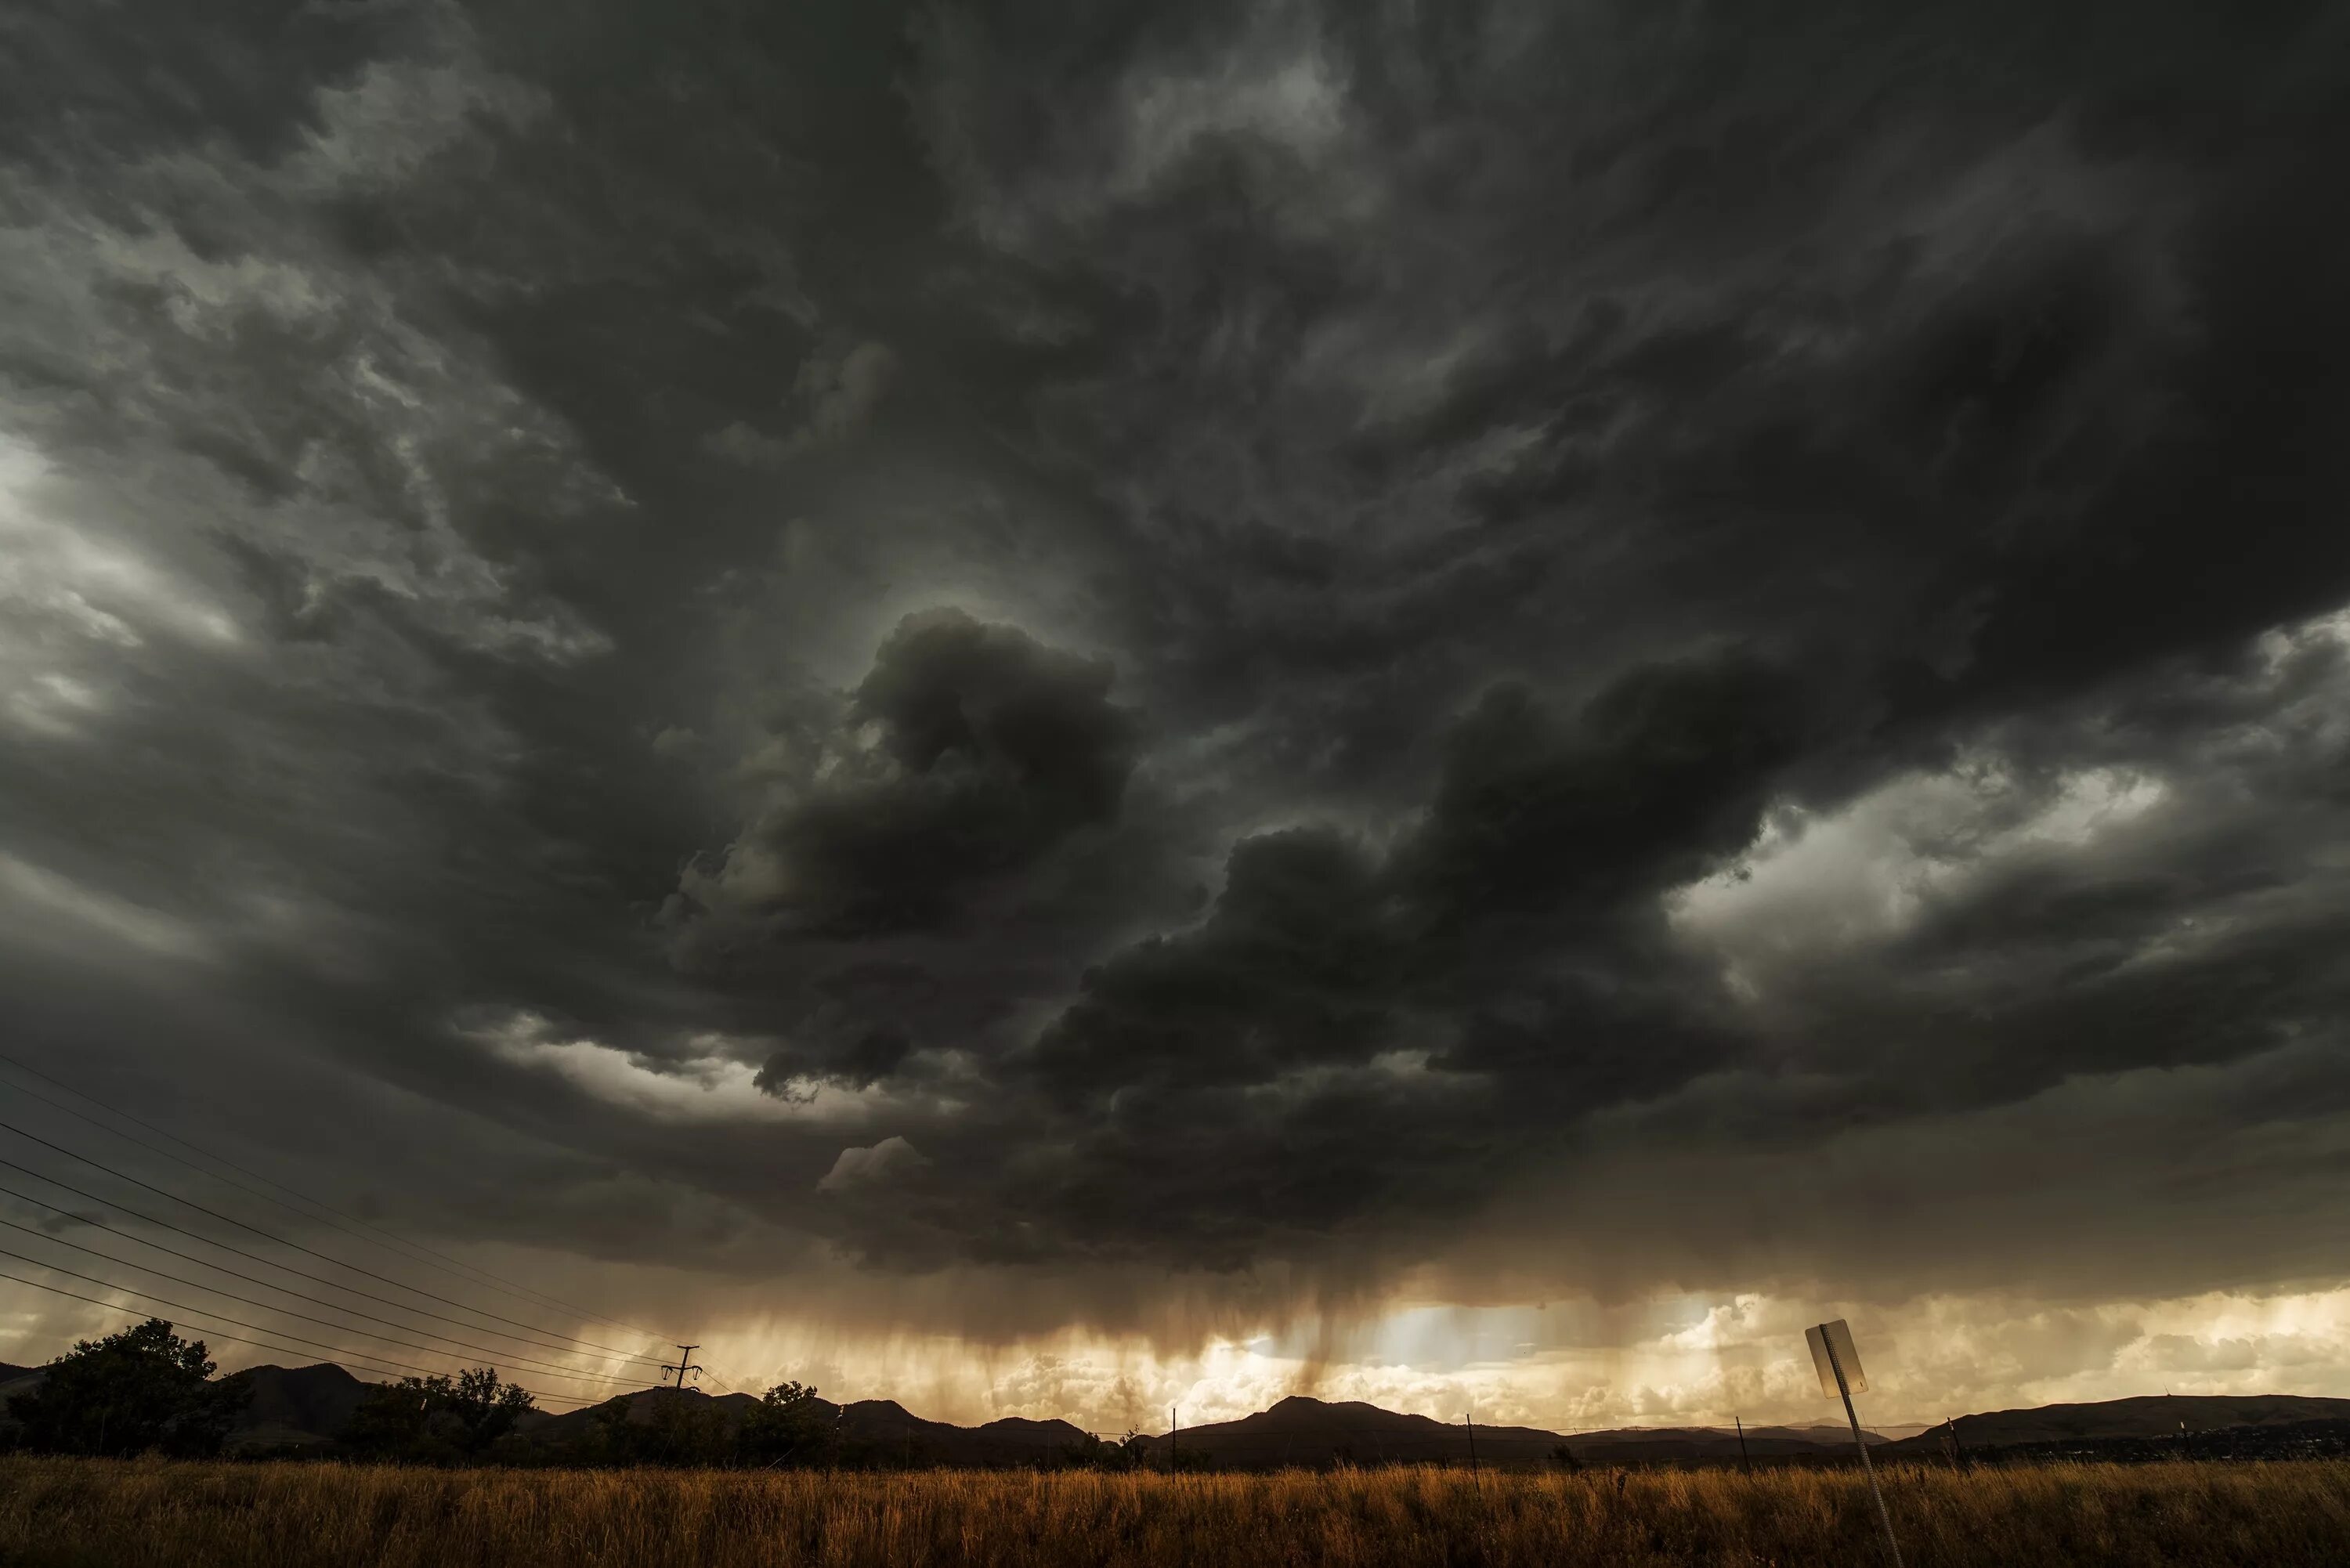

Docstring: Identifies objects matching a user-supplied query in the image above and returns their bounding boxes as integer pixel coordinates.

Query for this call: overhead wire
[0,1259,652,1407]
[0,1155,666,1371]
[0,1227,649,1393]
[0,1053,722,1414]
[0,1115,656,1363]
[0,1050,667,1341]
[0,1188,653,1388]
[0,1266,484,1385]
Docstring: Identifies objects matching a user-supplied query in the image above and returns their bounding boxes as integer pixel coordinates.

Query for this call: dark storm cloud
[1396,657,1806,928]
[757,1024,911,1098]
[841,651,1805,1265]
[675,607,1140,939]
[2,0,2349,1338]
[1023,652,1802,1109]
[0,1,420,170]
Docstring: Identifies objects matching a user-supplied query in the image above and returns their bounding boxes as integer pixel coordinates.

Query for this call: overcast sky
[2,0,2348,1431]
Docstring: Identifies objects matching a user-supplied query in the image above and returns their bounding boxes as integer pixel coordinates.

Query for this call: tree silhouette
[343,1367,536,1463]
[739,1379,836,1467]
[6,1318,248,1458]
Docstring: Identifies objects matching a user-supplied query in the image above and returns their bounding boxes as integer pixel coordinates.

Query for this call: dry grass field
[1,1457,2346,1567]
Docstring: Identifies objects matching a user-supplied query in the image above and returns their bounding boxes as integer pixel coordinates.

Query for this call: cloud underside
[0,0,2347,1348]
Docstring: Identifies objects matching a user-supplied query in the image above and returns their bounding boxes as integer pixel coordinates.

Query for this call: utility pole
[1735,1414,1751,1473]
[661,1344,703,1390]
[1465,1412,1480,1484]
[1169,1407,1177,1475]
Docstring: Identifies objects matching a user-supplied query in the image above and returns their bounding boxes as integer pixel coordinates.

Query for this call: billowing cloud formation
[679,607,1138,938]
[1,0,2348,1422]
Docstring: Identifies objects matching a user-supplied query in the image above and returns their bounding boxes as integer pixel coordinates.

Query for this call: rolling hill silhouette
[233,1364,373,1452]
[6,1358,2348,1465]
[1879,1394,2350,1458]
[512,1391,1090,1466]
[519,1389,1093,1466]
[1127,1396,1882,1468]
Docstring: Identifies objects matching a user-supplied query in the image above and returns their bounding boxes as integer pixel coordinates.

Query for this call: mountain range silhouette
[12,1357,2345,1465]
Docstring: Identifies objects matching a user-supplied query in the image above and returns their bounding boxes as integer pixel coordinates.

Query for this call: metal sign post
[1806,1319,1903,1568]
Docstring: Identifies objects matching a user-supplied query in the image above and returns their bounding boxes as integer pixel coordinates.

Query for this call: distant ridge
[6,1357,2348,1466]
[1124,1396,1883,1469]
[519,1389,1093,1466]
[1880,1394,2350,1458]
[233,1364,372,1452]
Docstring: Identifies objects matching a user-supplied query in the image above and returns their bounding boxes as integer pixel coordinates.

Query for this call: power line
[0,1266,481,1385]
[0,1226,646,1393]
[0,1115,653,1363]
[0,1155,666,1372]
[0,1052,667,1341]
[0,1259,649,1408]
[0,1188,652,1388]
[0,1071,541,1302]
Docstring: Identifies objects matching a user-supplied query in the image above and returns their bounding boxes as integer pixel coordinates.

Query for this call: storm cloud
[2,0,2349,1411]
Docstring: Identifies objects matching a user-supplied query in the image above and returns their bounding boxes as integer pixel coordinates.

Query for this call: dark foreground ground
[0,1456,2345,1566]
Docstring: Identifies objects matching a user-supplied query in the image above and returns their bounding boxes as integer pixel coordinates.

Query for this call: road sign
[1807,1318,1901,1568]
[1806,1319,1867,1397]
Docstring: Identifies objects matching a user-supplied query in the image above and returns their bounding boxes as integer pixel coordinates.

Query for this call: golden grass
[0,1457,2345,1566]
